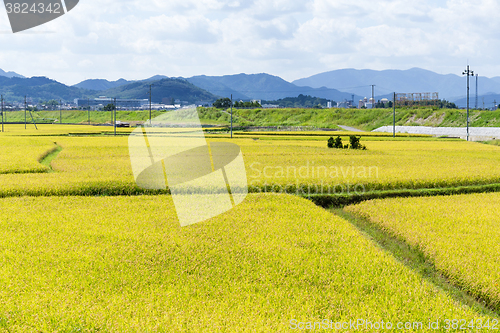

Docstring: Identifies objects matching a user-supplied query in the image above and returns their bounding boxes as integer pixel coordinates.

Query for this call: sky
[0,0,498,85]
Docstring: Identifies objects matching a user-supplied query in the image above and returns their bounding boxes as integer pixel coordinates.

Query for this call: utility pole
[1,95,4,133]
[22,96,37,130]
[230,94,233,139]
[371,85,375,107]
[114,97,117,136]
[462,65,474,142]
[59,99,62,124]
[148,84,153,126]
[88,98,90,125]
[24,96,27,129]
[475,74,478,109]
[393,92,396,138]
[351,94,354,108]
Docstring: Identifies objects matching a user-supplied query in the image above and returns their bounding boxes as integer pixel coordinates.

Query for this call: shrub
[334,136,343,149]
[328,136,350,149]
[327,137,334,148]
[327,135,367,150]
[349,135,362,149]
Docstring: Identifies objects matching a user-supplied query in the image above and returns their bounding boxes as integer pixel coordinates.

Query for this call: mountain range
[101,78,216,104]
[74,73,357,102]
[0,76,93,103]
[185,73,357,102]
[0,68,24,79]
[1,67,500,107]
[72,75,170,91]
[293,67,500,106]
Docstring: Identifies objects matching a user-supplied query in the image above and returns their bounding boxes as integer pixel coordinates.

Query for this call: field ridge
[308,183,500,208]
[333,208,500,317]
[38,143,63,172]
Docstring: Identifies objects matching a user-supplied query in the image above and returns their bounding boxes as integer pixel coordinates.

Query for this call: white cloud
[0,0,499,84]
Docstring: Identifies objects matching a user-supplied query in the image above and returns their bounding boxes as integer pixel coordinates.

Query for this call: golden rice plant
[0,136,57,174]
[0,194,491,331]
[346,192,500,310]
[2,132,500,196]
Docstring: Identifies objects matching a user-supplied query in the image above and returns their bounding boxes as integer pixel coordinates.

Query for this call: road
[338,125,364,132]
[373,125,500,141]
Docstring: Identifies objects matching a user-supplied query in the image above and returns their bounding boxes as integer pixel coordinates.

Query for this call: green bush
[334,136,343,149]
[327,137,334,148]
[349,135,361,149]
[348,135,367,150]
[328,136,356,150]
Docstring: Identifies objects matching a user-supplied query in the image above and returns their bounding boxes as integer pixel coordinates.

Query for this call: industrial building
[358,97,376,109]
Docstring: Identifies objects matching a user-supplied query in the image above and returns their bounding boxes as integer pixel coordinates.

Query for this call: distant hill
[73,75,170,91]
[187,73,358,102]
[293,67,500,101]
[10,68,500,107]
[1,75,217,105]
[490,77,500,85]
[73,78,131,91]
[0,76,93,103]
[100,78,217,104]
[187,75,250,100]
[144,75,169,82]
[454,93,500,109]
[0,68,25,79]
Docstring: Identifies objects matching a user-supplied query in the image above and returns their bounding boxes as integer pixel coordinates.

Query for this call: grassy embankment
[203,107,500,131]
[6,106,500,131]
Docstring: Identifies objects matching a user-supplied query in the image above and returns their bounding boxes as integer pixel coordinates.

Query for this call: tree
[334,136,343,149]
[349,135,361,149]
[328,136,347,149]
[348,135,366,150]
[103,103,116,111]
[39,99,59,110]
[213,98,232,109]
[327,137,334,148]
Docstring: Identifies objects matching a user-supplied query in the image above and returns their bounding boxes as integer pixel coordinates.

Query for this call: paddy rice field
[1,124,500,331]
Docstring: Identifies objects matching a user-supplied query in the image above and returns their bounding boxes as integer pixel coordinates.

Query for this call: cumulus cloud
[0,0,499,84]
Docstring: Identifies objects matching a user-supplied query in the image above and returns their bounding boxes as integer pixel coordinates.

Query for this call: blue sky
[0,0,497,85]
